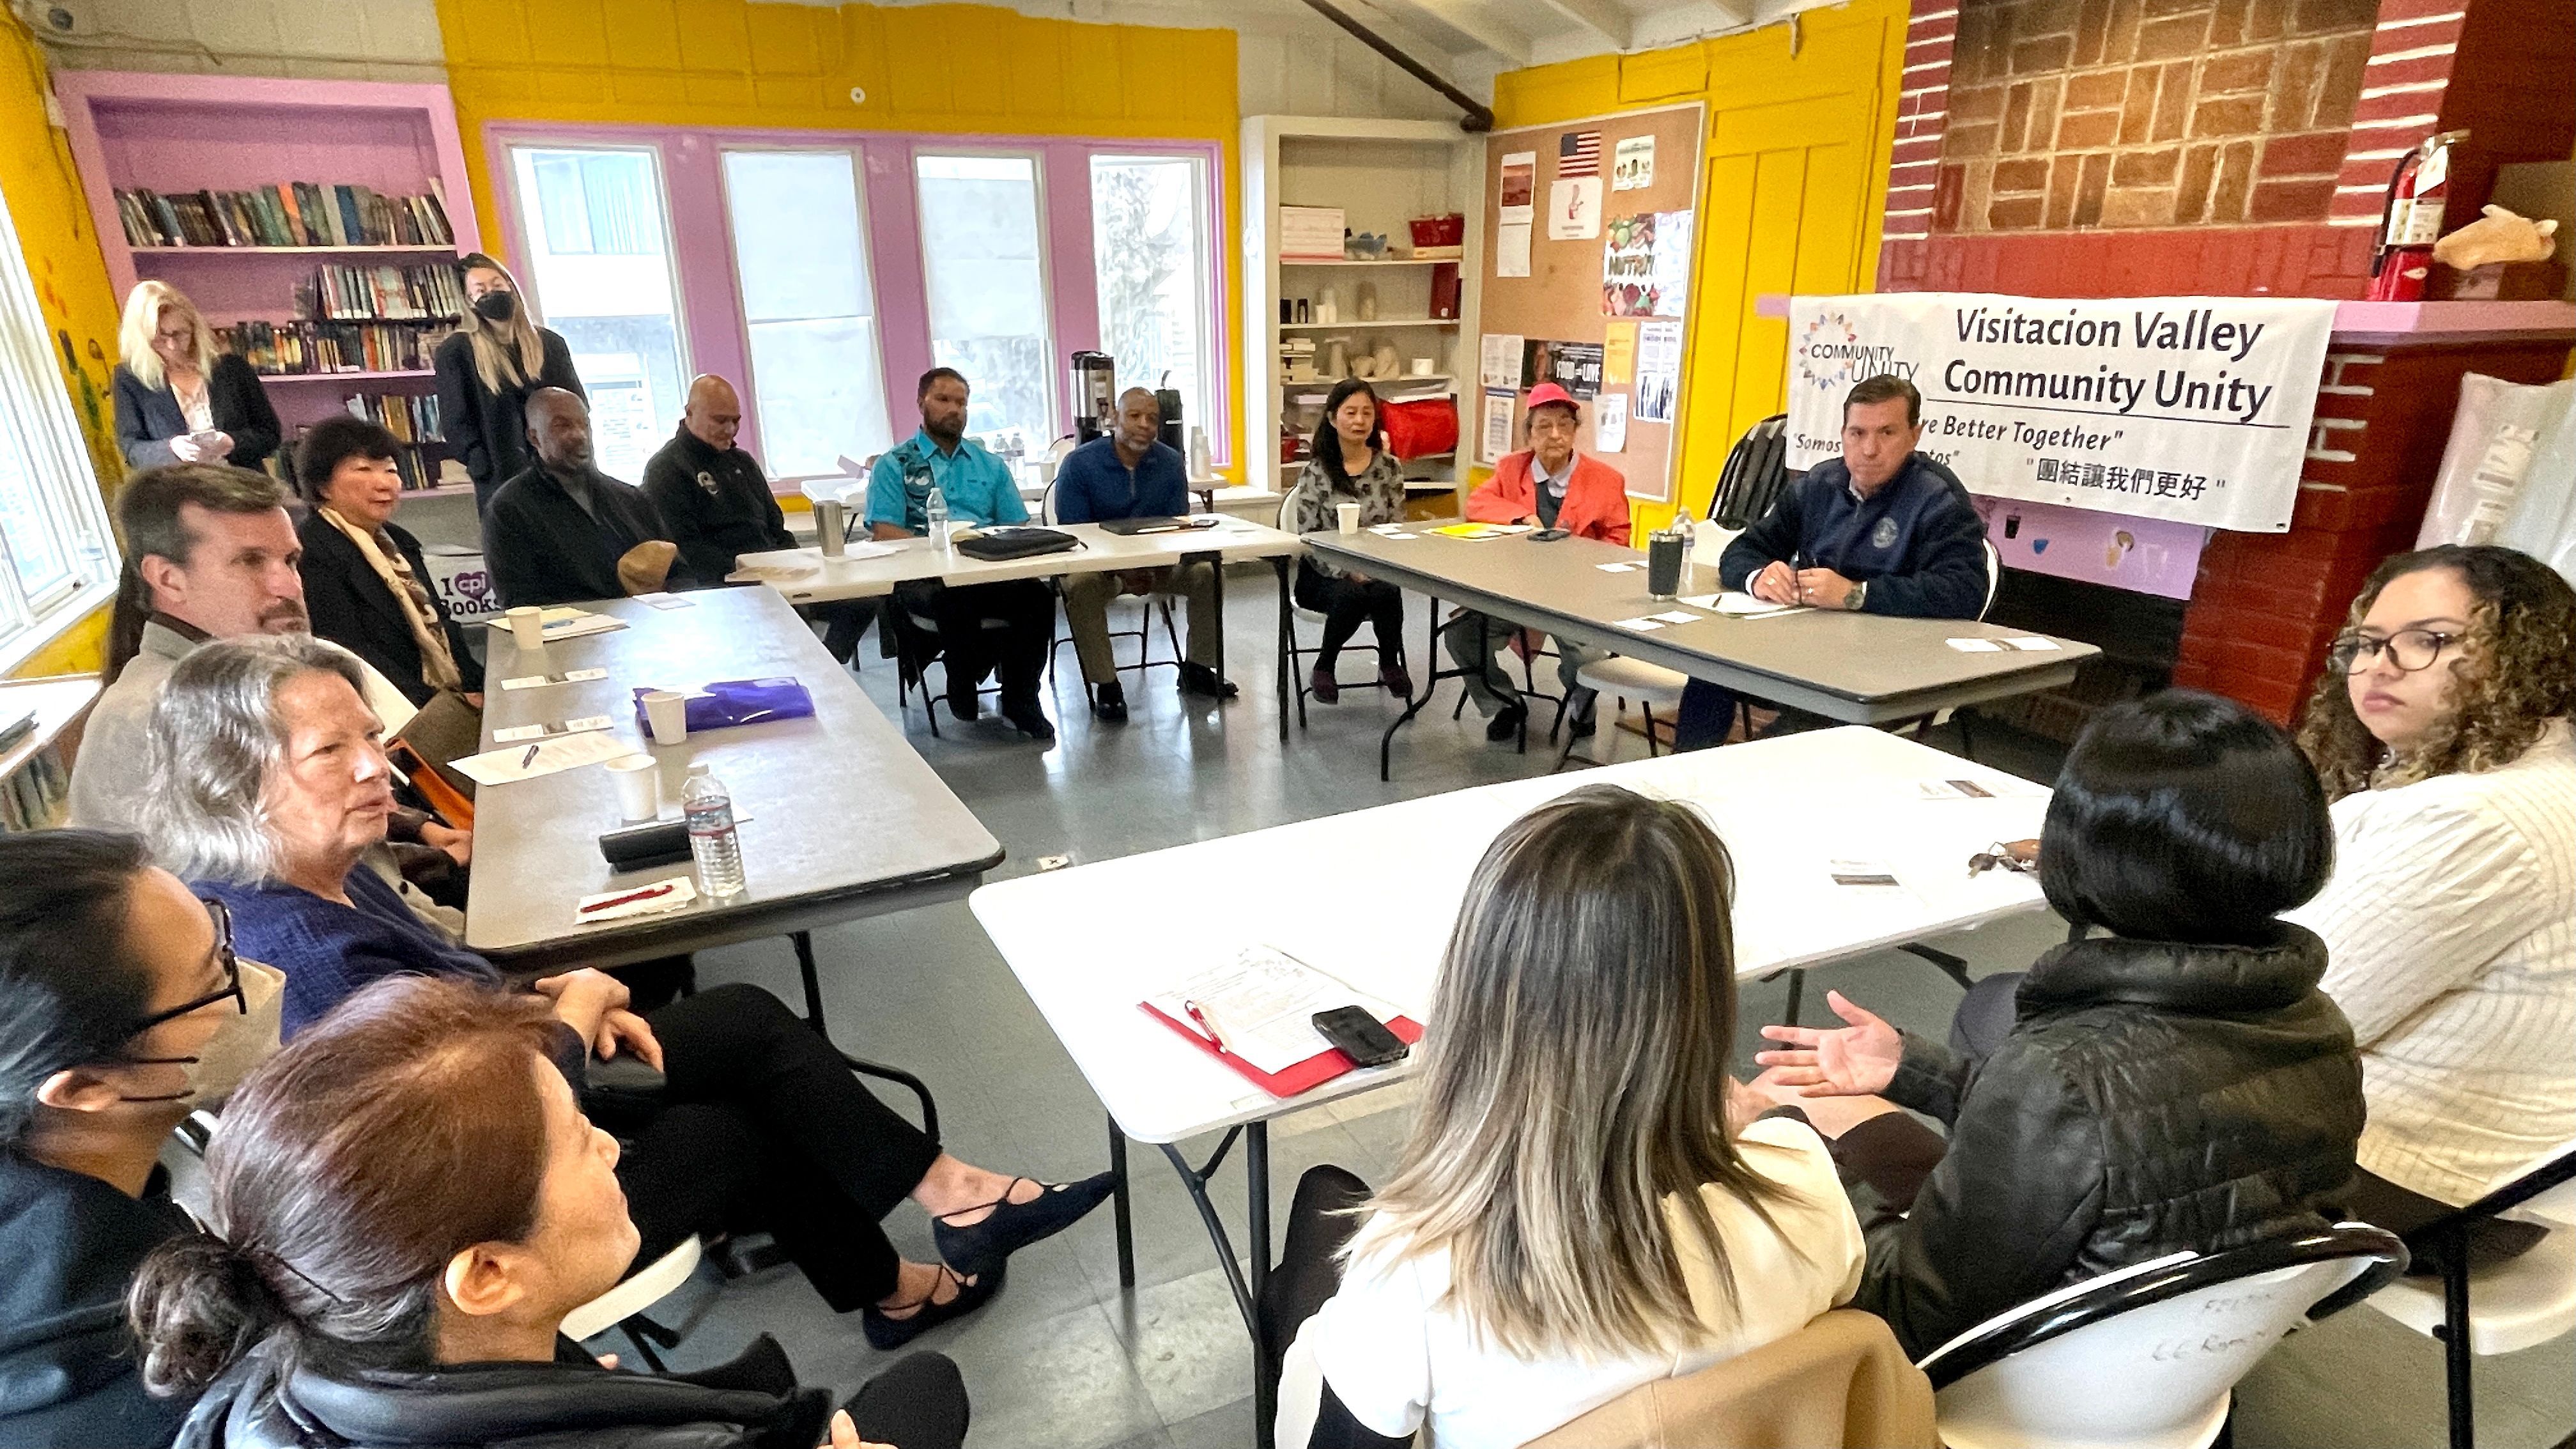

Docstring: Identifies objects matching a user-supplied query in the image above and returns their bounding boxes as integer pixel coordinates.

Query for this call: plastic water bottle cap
[687,763,709,777]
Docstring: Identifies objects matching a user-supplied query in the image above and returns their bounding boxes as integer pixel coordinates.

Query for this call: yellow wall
[3,13,123,677]
[1492,0,1908,532]
[434,0,1247,477]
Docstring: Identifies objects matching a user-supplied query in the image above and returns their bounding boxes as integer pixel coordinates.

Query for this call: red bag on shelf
[1379,398,1459,460]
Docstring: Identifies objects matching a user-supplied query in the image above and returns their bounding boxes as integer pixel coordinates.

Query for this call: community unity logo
[1796,311,1907,392]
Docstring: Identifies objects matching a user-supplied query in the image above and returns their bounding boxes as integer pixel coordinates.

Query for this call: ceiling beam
[1359,0,1534,65]
[1534,0,1634,50]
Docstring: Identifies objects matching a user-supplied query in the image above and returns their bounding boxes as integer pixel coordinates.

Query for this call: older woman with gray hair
[135,636,1114,1348]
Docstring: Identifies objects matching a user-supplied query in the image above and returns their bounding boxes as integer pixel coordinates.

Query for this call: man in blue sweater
[1053,387,1233,723]
[1675,374,1990,748]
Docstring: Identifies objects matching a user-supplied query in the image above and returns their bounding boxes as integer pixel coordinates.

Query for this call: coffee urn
[1070,351,1116,442]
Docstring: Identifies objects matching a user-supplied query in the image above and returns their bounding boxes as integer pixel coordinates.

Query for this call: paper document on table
[1946,637,2004,652]
[730,562,820,584]
[500,667,609,692]
[491,714,613,744]
[1431,522,1533,540]
[1695,592,1804,617]
[634,593,693,610]
[507,607,624,641]
[1146,946,1401,1076]
[451,729,633,786]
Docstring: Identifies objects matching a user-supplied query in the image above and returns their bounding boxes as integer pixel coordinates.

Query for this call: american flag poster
[1557,131,1601,178]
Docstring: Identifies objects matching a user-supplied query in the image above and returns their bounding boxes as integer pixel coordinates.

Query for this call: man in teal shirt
[866,368,1055,740]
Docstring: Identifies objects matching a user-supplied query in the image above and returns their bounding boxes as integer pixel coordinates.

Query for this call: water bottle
[924,483,951,554]
[681,764,746,899]
[1672,509,1698,586]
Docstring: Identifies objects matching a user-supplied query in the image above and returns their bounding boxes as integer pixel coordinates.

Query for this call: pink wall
[477,120,1226,469]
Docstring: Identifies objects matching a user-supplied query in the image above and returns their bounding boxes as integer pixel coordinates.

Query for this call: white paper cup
[1336,502,1362,534]
[608,755,659,821]
[640,690,688,746]
[1410,357,1433,376]
[505,606,545,650]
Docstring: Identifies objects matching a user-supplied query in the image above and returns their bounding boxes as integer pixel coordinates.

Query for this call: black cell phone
[1528,527,1570,542]
[1312,1005,1408,1067]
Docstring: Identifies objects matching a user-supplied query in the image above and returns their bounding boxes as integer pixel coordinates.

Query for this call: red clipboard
[1141,1002,1425,1098]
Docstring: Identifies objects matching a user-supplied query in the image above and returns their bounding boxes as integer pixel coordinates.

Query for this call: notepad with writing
[1142,945,1423,1097]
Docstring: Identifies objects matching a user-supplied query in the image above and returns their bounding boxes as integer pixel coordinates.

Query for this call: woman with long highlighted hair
[430,252,583,514]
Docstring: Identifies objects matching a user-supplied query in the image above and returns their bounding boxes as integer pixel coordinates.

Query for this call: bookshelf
[56,73,481,494]
[0,676,100,835]
[1243,117,1484,509]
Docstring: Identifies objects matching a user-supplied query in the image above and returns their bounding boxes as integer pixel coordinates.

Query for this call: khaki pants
[1062,563,1221,685]
[1440,610,1600,718]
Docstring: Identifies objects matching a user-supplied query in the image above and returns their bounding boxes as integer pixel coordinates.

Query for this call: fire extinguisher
[2369,129,2469,302]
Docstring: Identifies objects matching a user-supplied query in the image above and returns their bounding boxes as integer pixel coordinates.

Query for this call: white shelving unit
[1243,116,1484,508]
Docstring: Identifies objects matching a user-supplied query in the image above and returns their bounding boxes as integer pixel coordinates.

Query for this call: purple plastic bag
[631,678,815,734]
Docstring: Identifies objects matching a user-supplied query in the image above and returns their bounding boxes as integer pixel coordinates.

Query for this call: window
[721,150,891,477]
[0,184,116,671]
[914,153,1051,453]
[1091,154,1214,454]
[507,145,688,482]
[528,151,663,257]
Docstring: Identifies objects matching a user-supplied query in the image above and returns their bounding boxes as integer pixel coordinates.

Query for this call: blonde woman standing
[431,251,583,514]
[112,280,279,473]
[1270,786,1863,1448]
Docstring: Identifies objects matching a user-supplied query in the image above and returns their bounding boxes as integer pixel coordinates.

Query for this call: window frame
[1088,149,1219,464]
[909,145,1060,455]
[497,139,698,472]
[0,182,118,674]
[713,144,893,486]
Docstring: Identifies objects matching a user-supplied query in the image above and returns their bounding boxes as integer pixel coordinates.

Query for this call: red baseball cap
[1524,382,1581,419]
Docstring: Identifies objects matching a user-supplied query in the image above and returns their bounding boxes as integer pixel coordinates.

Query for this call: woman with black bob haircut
[293,413,484,708]
[1286,378,1412,701]
[1754,690,2365,1359]
[127,974,969,1449]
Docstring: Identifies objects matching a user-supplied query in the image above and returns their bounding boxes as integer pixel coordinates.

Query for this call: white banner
[1785,292,2336,532]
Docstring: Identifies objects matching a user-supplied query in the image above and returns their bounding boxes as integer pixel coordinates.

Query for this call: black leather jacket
[1850,926,2363,1359]
[173,1335,828,1449]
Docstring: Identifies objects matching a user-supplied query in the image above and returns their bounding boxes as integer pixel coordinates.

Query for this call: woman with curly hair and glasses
[2289,543,2576,1267]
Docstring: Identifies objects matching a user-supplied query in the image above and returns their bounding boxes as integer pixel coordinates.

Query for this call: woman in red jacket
[1440,383,1632,742]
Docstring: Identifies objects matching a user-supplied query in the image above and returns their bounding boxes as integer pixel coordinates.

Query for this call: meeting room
[4,0,2575,1446]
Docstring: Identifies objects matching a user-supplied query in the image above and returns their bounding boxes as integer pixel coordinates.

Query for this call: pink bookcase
[56,72,481,493]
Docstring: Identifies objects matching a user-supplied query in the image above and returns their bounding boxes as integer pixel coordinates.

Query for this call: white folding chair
[1918,1225,2407,1449]
[1277,488,1398,729]
[2363,1139,2576,1449]
[560,1235,704,1372]
[1554,655,1687,770]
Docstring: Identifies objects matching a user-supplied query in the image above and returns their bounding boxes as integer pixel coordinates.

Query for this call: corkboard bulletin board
[1479,104,1705,504]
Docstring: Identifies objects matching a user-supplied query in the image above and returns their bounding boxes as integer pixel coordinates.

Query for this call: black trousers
[596,984,942,1312]
[844,1351,970,1449]
[893,578,1052,706]
[1260,1165,1413,1449]
[1674,679,1832,750]
[1295,564,1405,670]
[800,599,877,665]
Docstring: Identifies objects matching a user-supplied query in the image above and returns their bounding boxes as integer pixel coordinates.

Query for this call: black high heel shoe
[932,1174,1117,1279]
[862,1262,1002,1351]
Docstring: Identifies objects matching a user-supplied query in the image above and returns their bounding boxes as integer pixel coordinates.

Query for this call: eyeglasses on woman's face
[125,897,247,1043]
[2329,628,2460,676]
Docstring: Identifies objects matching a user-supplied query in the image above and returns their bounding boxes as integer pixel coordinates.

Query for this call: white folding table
[730,519,1308,736]
[969,726,2055,1443]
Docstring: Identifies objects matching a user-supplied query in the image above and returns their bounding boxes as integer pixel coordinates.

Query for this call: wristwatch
[1844,580,1868,612]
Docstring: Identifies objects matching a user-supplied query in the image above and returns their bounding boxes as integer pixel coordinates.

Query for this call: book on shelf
[343,390,443,446]
[0,749,70,835]
[307,262,465,322]
[113,182,454,250]
[219,319,451,376]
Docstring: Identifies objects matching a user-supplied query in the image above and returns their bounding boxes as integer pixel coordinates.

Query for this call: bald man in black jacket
[485,387,693,608]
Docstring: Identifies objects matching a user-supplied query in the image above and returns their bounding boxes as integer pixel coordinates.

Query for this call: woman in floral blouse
[1292,379,1412,701]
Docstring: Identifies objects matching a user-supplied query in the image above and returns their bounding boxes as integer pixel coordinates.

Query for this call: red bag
[1379,398,1459,460]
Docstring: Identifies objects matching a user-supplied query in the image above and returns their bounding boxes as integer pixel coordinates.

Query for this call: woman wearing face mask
[0,830,283,1446]
[432,252,583,516]
[2290,544,2576,1266]
[128,975,971,1449]
[112,280,281,473]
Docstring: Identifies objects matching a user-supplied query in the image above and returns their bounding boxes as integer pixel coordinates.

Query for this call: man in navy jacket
[1052,387,1233,722]
[1676,375,1989,748]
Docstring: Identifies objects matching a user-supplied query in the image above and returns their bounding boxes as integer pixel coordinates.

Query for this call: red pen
[582,881,677,916]
[1184,999,1236,1055]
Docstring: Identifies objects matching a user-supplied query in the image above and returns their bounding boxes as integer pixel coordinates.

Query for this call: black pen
[520,743,539,768]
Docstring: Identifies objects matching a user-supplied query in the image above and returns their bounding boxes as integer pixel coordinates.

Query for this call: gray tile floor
[612,580,2573,1448]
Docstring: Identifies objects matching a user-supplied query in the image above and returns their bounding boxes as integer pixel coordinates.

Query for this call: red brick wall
[1934,0,2375,233]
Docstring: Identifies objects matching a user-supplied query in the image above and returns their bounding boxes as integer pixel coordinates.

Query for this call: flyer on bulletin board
[1548,177,1601,240]
[1596,393,1630,453]
[1603,322,1637,385]
[1497,151,1536,226]
[1479,333,1525,391]
[1481,392,1517,464]
[1495,222,1532,278]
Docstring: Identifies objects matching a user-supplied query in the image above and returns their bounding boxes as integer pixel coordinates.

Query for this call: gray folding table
[465,586,1004,1032]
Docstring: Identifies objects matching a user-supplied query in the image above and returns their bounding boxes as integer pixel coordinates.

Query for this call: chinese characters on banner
[1783,291,2335,531]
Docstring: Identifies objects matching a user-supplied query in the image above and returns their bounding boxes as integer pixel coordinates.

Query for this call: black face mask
[473,291,518,323]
